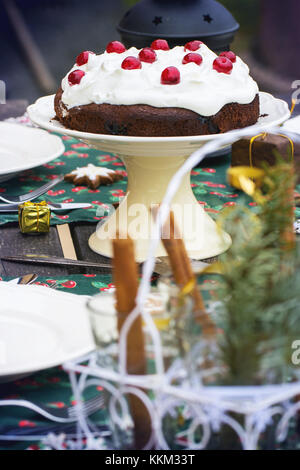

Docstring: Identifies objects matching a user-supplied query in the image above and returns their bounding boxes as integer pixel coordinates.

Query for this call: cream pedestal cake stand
[27,93,290,262]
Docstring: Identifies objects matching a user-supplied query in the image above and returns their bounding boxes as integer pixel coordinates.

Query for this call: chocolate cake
[54,40,260,137]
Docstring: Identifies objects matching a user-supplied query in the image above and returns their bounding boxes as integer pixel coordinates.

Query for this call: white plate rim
[0,285,95,380]
[282,115,300,134]
[0,122,65,177]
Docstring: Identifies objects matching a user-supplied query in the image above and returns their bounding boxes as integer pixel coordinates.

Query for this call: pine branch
[211,161,299,385]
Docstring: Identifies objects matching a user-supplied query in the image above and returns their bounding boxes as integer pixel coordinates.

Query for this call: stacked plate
[0,283,95,383]
[0,122,64,183]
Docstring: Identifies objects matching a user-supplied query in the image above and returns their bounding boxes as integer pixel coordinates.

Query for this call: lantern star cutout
[152,16,163,26]
[203,14,213,23]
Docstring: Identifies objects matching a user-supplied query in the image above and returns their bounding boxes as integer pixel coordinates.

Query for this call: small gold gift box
[18,201,50,234]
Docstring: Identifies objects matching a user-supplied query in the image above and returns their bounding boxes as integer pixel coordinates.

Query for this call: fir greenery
[212,161,300,385]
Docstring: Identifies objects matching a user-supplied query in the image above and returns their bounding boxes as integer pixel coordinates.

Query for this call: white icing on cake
[61,43,259,117]
[70,164,116,181]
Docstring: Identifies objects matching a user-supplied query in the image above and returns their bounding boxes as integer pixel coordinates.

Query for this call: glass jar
[87,287,190,374]
[86,286,194,449]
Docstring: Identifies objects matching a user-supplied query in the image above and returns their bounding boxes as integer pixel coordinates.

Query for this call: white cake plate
[27,93,290,262]
[0,122,64,183]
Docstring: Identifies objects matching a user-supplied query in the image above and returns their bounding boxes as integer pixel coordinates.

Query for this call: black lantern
[117,0,239,53]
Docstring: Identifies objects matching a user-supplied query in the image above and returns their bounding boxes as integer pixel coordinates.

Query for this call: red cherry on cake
[151,39,170,51]
[121,56,142,70]
[106,41,126,54]
[219,51,236,63]
[161,66,180,85]
[184,40,203,51]
[182,53,203,66]
[68,69,85,86]
[138,47,157,63]
[76,50,94,66]
[213,56,233,74]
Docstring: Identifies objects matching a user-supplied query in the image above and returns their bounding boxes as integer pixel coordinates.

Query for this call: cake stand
[27,93,290,262]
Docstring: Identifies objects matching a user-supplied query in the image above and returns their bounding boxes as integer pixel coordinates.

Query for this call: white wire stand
[61,123,300,451]
[63,351,300,450]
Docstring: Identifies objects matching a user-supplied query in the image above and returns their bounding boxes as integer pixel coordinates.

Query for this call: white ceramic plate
[0,122,64,182]
[27,92,290,158]
[282,115,300,134]
[0,283,95,383]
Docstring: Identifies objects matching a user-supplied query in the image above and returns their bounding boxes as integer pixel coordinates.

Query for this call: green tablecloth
[2,132,299,226]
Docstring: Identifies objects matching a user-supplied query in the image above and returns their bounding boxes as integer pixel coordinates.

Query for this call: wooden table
[0,222,112,278]
[0,101,111,278]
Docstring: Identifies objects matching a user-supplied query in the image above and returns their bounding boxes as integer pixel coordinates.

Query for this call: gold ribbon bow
[227,166,265,201]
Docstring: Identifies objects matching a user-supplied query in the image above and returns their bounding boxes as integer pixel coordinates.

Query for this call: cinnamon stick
[281,166,296,252]
[112,234,151,449]
[161,211,216,337]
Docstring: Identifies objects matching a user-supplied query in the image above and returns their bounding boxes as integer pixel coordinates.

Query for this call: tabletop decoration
[161,210,216,337]
[52,125,300,451]
[231,132,294,169]
[227,157,296,252]
[64,164,123,189]
[181,159,299,449]
[211,160,298,385]
[112,234,150,449]
[117,0,239,53]
[18,200,50,234]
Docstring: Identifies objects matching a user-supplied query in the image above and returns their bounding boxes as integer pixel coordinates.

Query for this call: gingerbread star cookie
[64,164,123,189]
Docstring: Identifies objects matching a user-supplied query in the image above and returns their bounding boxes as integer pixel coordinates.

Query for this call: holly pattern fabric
[2,132,297,226]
